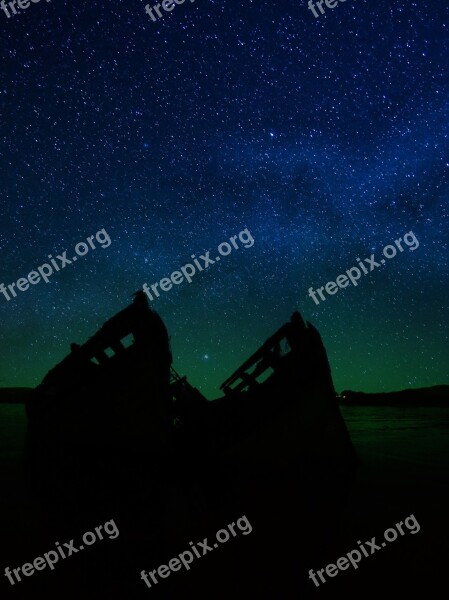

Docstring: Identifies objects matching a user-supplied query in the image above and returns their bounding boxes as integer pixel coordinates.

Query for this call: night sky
[0,0,448,398]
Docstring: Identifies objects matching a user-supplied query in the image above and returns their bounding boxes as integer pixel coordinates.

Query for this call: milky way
[0,0,448,397]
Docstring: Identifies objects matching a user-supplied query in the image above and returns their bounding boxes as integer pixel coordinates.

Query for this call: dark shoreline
[339,384,449,407]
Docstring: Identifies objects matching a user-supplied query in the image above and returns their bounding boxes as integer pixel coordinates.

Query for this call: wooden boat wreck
[26,289,357,493]
[24,292,357,598]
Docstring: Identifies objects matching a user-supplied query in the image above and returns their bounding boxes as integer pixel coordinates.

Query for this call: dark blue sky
[0,0,448,397]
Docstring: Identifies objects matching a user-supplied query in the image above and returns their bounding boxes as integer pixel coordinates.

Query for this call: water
[341,406,449,477]
[1,403,448,595]
[2,403,449,469]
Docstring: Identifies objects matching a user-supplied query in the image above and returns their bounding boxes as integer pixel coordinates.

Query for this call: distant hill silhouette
[340,385,449,407]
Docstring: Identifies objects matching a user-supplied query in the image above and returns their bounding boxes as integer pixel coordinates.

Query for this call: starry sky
[0,0,448,398]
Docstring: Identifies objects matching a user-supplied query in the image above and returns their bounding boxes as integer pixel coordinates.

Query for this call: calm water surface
[1,404,449,470]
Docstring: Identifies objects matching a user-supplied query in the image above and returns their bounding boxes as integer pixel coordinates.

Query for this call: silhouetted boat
[23,293,357,597]
[25,291,356,505]
[171,311,357,504]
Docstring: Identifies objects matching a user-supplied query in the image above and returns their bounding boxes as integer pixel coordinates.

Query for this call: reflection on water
[341,406,449,474]
[1,403,449,473]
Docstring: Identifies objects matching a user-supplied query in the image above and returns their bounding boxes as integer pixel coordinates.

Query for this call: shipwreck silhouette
[26,292,355,465]
[24,292,357,598]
